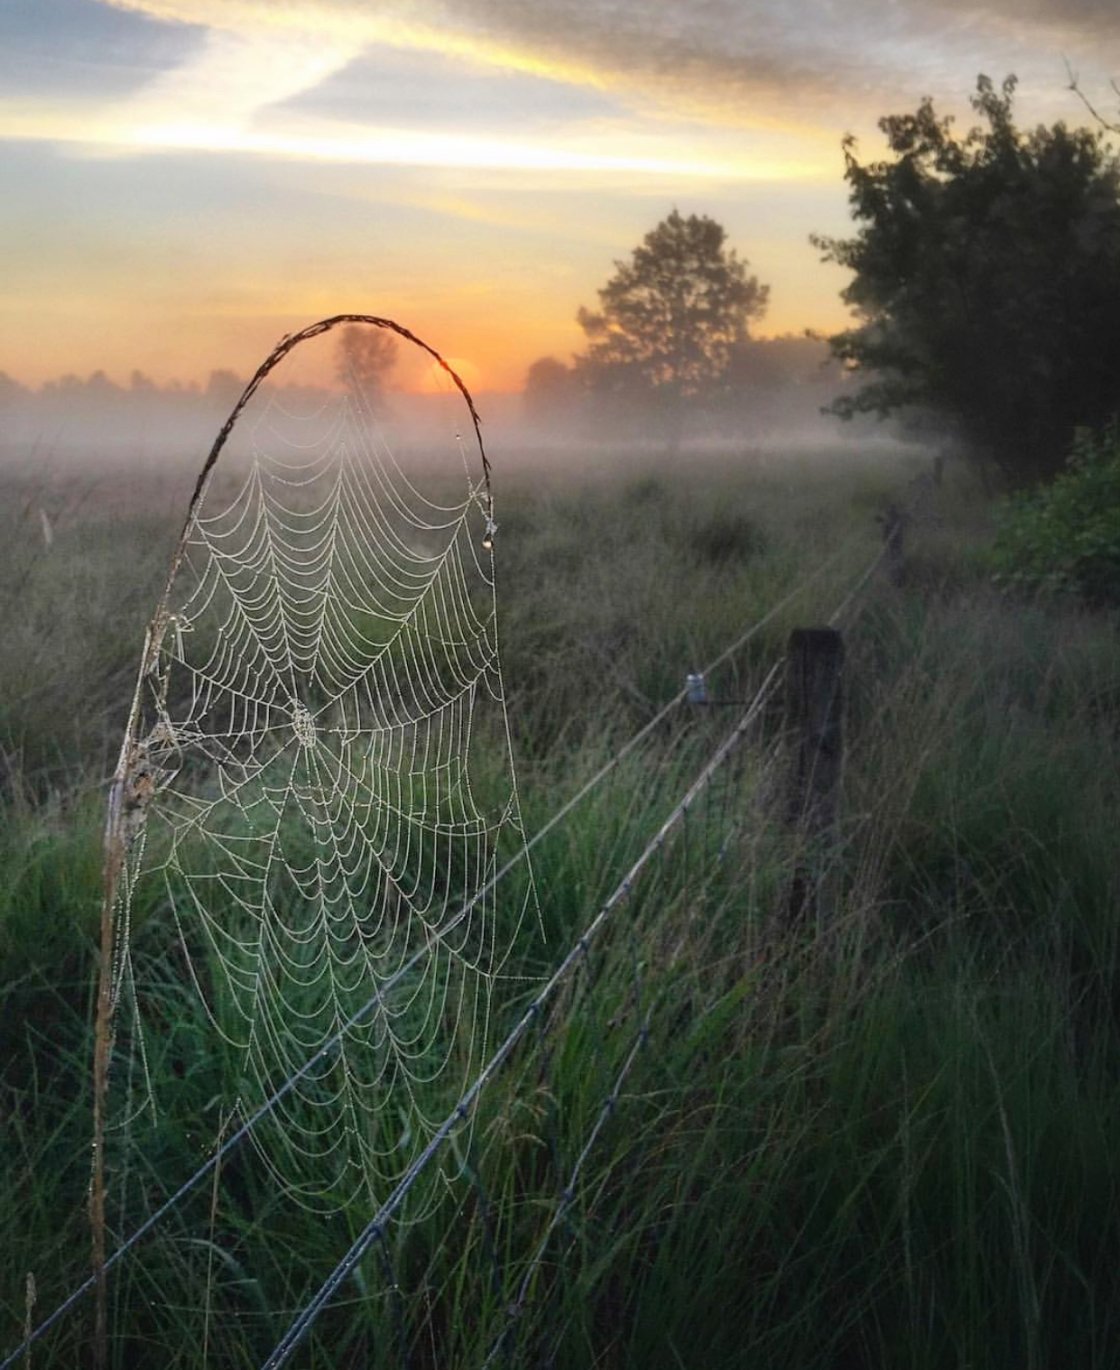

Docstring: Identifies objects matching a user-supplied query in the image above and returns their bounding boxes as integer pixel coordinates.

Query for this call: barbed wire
[259,660,784,1368]
[479,1010,652,1369]
[828,542,889,627]
[2,537,883,1370]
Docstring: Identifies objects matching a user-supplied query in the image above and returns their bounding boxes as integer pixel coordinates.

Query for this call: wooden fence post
[784,627,844,925]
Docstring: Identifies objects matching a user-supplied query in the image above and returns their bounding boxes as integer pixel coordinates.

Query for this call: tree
[575,210,769,410]
[335,324,398,406]
[523,355,576,422]
[812,75,1120,483]
[205,369,245,411]
[0,371,30,406]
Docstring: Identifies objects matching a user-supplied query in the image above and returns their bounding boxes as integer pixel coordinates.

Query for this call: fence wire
[3,539,885,1370]
[260,661,783,1368]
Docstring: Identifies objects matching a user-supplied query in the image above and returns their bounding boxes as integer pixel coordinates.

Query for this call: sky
[3,0,1120,393]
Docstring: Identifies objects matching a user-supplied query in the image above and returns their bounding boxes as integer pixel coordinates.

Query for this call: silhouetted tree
[205,369,245,411]
[129,370,158,394]
[575,210,769,418]
[0,371,30,406]
[812,75,1120,483]
[523,356,576,422]
[335,324,398,407]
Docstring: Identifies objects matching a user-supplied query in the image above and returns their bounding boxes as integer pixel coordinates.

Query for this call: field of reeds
[2,443,1119,1368]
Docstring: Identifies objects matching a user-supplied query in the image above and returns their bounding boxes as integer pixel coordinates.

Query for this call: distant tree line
[0,325,399,420]
[0,368,252,454]
[0,367,356,460]
[0,366,246,411]
[0,324,400,455]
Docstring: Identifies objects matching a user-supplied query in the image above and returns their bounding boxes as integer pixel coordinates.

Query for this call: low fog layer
[0,335,918,484]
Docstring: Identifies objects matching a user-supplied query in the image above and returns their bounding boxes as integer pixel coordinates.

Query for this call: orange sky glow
[3,0,1119,396]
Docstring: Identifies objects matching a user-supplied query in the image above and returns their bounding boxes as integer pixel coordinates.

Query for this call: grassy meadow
[2,440,1119,1368]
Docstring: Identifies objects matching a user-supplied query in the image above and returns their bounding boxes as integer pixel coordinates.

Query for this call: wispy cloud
[3,2,832,180]
[8,0,1111,180]
[116,26,359,128]
[0,103,808,180]
[116,120,754,178]
[100,0,1120,129]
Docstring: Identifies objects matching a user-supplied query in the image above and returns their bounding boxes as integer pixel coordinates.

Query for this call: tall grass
[2,447,1119,1367]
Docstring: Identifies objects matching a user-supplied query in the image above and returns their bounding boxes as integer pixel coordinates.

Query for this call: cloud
[1,101,779,180]
[96,0,896,126]
[4,1,832,179]
[99,0,1120,131]
[931,0,1120,29]
[119,119,751,177]
[116,27,359,128]
[10,0,1114,175]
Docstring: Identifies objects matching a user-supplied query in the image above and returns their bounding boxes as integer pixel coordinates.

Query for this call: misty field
[2,443,1120,1368]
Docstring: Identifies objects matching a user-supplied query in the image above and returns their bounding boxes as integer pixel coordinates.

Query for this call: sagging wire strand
[3,519,884,1370]
[479,943,652,1369]
[260,533,892,1366]
[259,659,784,1369]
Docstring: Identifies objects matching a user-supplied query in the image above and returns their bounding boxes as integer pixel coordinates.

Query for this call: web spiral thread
[106,319,535,1214]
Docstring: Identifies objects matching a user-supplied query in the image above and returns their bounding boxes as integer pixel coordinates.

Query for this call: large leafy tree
[813,76,1120,483]
[575,210,769,406]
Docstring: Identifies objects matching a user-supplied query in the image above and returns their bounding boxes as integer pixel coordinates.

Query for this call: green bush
[992,424,1120,604]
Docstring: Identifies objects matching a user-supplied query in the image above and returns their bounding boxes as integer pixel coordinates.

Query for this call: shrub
[688,511,765,566]
[991,424,1120,605]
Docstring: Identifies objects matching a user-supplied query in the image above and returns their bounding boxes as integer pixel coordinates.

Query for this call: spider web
[104,319,535,1213]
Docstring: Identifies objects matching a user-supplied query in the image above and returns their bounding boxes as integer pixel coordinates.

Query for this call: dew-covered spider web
[99,317,536,1216]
